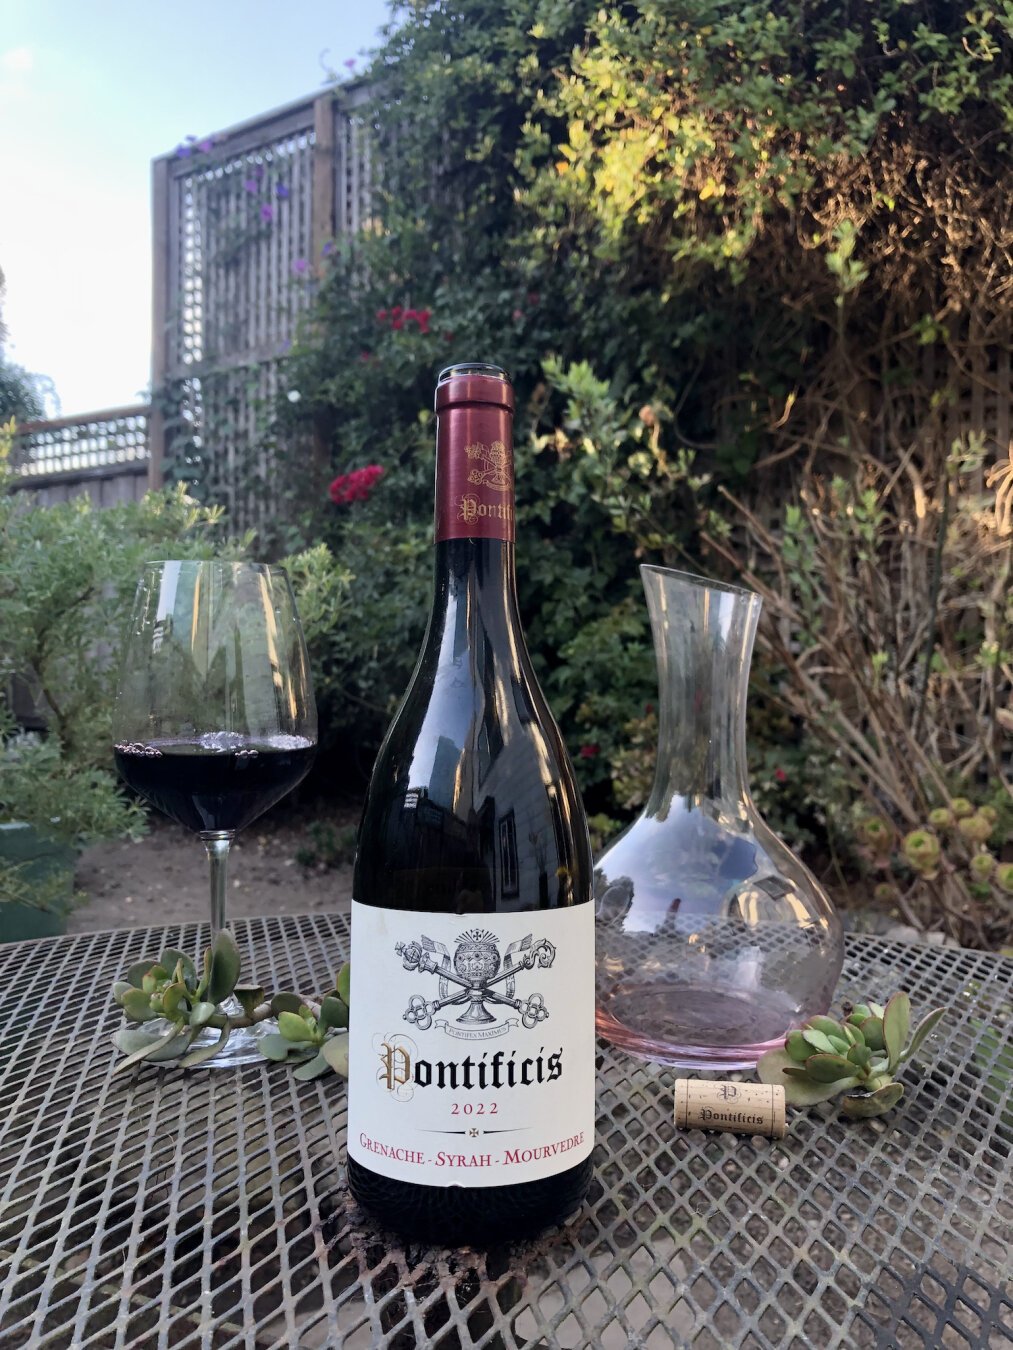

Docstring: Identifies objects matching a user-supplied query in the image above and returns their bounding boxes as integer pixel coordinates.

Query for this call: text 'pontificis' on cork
[674,1079,787,1139]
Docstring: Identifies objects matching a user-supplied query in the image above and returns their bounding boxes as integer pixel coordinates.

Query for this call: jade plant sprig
[111,931,350,1077]
[757,994,945,1118]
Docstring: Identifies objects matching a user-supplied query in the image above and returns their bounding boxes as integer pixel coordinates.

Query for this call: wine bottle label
[435,404,516,542]
[347,900,595,1187]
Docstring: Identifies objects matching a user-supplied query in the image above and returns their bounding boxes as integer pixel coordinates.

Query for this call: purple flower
[275,183,291,200]
[344,58,357,69]
[198,138,213,153]
[243,179,259,193]
[260,204,274,222]
[186,134,197,142]
[292,258,308,275]
[321,240,335,256]
[175,144,193,158]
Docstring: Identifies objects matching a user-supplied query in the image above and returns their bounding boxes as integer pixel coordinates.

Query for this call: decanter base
[596,982,800,1070]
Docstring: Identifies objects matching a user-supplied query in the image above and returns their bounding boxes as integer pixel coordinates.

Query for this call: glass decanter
[594,565,844,1069]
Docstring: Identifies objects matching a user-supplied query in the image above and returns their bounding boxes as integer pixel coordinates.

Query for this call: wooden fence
[9,406,150,507]
[148,83,373,527]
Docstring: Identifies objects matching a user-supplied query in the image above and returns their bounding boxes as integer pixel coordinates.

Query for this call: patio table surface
[0,914,1010,1349]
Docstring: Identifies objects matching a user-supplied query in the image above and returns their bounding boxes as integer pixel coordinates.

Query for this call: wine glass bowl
[112,560,317,1066]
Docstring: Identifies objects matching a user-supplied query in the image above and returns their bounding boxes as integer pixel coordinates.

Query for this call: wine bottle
[347,363,595,1245]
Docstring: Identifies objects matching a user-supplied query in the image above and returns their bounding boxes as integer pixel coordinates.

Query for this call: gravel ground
[69,809,355,933]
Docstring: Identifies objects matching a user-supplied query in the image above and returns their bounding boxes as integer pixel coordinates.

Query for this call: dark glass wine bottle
[347,363,595,1245]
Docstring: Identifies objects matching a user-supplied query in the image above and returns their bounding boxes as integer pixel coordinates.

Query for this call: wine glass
[112,560,317,1066]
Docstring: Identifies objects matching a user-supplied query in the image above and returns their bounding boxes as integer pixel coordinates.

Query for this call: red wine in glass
[114,735,316,834]
[112,560,318,1067]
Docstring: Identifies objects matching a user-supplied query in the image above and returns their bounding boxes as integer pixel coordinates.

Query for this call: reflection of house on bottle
[403,710,571,911]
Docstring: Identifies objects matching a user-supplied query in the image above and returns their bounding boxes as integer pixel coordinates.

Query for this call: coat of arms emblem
[464,441,510,491]
[395,928,554,1040]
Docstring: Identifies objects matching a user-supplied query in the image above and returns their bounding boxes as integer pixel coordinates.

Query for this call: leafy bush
[255,0,1011,944]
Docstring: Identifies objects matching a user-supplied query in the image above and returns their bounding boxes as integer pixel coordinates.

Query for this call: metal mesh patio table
[0,914,1010,1349]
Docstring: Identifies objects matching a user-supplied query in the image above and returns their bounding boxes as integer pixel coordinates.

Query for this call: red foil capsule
[434,364,516,543]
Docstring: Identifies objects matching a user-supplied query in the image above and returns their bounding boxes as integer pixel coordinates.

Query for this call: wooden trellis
[148,83,374,527]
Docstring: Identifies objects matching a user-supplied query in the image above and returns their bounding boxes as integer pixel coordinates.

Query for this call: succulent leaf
[861,1016,885,1051]
[802,1029,837,1054]
[126,961,155,989]
[270,991,305,1017]
[785,1030,810,1061]
[160,949,196,984]
[258,1033,296,1061]
[113,1027,191,1062]
[293,1050,331,1081]
[180,1022,231,1068]
[806,1016,842,1037]
[840,1082,904,1118]
[279,1010,315,1042]
[234,985,266,1021]
[206,931,242,1004]
[319,995,349,1031]
[321,1033,350,1076]
[189,1001,217,1028]
[882,992,911,1069]
[901,1007,946,1063]
[335,963,351,1005]
[847,1044,873,1070]
[112,981,133,1005]
[121,988,157,1022]
[112,1024,187,1075]
[804,1053,858,1082]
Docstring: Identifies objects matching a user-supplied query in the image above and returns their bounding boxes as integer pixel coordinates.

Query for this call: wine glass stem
[201,831,234,940]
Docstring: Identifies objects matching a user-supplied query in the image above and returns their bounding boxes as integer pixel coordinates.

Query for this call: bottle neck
[435,401,516,545]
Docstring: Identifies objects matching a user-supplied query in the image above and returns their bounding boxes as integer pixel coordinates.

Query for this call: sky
[0,0,393,416]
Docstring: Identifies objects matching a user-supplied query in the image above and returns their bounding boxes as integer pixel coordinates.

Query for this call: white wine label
[347,901,595,1187]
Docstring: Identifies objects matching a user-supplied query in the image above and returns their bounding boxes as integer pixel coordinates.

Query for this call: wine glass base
[115,1001,276,1070]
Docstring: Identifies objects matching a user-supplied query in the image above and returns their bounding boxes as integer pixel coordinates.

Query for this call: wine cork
[674,1079,786,1138]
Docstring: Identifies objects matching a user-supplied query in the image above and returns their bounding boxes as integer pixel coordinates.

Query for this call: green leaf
[160,948,196,984]
[189,1001,217,1028]
[180,1022,231,1068]
[112,1024,186,1075]
[848,1044,873,1070]
[804,1053,858,1082]
[861,1016,885,1051]
[883,992,911,1070]
[828,1036,851,1056]
[319,995,349,1031]
[126,960,157,989]
[335,962,351,1005]
[757,1048,859,1105]
[121,988,157,1022]
[321,1033,349,1076]
[234,985,265,1021]
[785,1030,810,1062]
[161,982,190,1020]
[279,1010,315,1042]
[206,931,242,1004]
[806,1015,843,1037]
[270,991,305,1017]
[196,947,212,1000]
[900,1007,946,1064]
[112,981,133,1005]
[848,1004,872,1023]
[869,1002,885,1019]
[840,1082,904,1118]
[112,1027,191,1062]
[292,1050,331,1081]
[258,1033,296,1062]
[802,1029,836,1054]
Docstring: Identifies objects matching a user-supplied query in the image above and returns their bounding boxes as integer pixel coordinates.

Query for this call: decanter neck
[642,566,761,815]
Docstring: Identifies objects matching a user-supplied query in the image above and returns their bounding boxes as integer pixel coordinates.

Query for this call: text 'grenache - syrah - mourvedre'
[347,364,595,1244]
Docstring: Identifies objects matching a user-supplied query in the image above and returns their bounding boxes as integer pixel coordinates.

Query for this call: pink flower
[292,258,308,275]
[774,767,788,784]
[260,204,274,222]
[243,178,260,193]
[416,308,432,334]
[329,464,386,505]
[376,308,388,323]
[512,308,524,322]
[579,744,599,759]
